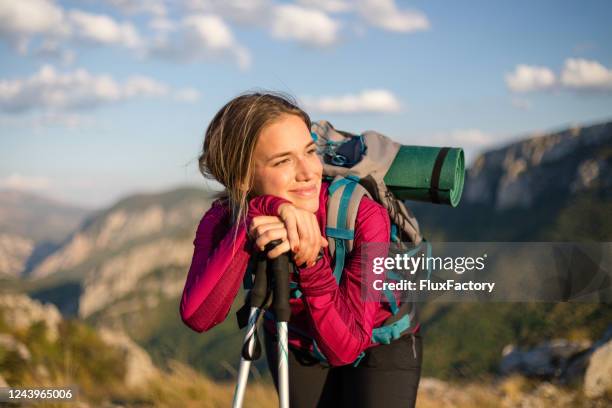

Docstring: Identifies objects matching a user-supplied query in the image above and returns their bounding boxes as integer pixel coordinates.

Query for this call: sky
[1,0,611,208]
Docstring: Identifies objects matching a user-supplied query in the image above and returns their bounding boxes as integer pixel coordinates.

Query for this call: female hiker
[179,92,422,407]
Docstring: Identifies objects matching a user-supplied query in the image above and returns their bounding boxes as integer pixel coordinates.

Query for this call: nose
[295,155,315,181]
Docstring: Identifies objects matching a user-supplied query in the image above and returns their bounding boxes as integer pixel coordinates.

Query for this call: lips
[289,185,318,198]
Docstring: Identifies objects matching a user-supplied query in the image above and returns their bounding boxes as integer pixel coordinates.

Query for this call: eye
[273,158,290,167]
[307,147,317,155]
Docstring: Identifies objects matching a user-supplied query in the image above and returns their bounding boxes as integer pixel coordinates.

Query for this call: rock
[0,233,33,277]
[0,294,62,342]
[464,120,612,209]
[78,238,193,317]
[584,339,612,399]
[500,339,591,378]
[31,193,209,280]
[97,327,159,389]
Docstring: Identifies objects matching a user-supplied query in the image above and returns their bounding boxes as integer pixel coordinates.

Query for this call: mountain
[6,118,612,383]
[409,119,612,242]
[23,187,215,318]
[404,119,612,379]
[0,190,91,277]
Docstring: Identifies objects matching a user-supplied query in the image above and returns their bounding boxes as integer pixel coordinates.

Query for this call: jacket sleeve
[179,195,290,333]
[296,197,390,366]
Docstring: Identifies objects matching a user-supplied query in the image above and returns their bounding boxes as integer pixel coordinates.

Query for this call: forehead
[255,114,312,156]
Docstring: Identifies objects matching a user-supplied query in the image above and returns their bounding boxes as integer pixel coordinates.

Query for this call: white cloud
[0,173,51,191]
[506,59,612,94]
[560,58,612,91]
[271,5,340,47]
[0,0,67,50]
[184,15,234,49]
[104,0,167,17]
[0,111,96,130]
[505,64,556,93]
[174,88,201,102]
[297,0,352,13]
[303,89,401,114]
[123,76,169,97]
[0,0,65,37]
[0,0,144,56]
[0,65,199,113]
[148,14,251,69]
[68,10,142,48]
[149,17,176,33]
[356,0,430,33]
[182,0,272,25]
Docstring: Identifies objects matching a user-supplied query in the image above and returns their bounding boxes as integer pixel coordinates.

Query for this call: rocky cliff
[23,187,214,320]
[0,190,90,277]
[464,121,611,210]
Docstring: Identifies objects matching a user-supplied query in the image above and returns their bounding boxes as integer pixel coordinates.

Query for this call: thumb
[320,236,329,247]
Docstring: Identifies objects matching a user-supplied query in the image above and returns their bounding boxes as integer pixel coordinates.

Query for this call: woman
[180,92,422,407]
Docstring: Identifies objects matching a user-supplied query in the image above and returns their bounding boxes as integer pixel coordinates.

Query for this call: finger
[267,240,291,259]
[297,214,315,267]
[307,216,320,266]
[249,216,283,236]
[295,214,313,265]
[255,227,288,251]
[282,211,300,254]
[253,222,285,239]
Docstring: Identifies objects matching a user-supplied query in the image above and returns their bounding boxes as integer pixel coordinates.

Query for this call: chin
[294,198,319,213]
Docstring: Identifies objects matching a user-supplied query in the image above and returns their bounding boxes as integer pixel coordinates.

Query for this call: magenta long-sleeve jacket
[179,181,419,366]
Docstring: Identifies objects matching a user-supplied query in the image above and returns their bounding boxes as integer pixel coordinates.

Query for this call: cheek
[310,155,323,175]
[255,167,293,195]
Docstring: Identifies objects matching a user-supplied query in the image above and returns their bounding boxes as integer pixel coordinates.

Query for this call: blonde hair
[199,91,311,226]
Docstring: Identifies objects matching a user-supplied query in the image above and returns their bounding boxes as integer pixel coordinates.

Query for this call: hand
[278,203,328,267]
[248,215,291,259]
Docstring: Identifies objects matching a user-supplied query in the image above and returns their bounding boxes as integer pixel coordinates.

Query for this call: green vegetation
[420,302,612,380]
[0,312,126,403]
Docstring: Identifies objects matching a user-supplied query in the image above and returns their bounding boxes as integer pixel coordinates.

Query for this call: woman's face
[251,114,323,213]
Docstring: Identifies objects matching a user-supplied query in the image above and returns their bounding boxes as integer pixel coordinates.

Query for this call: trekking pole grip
[250,253,269,308]
[271,252,291,323]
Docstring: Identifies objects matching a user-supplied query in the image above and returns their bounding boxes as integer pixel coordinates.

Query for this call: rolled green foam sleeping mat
[383,146,465,207]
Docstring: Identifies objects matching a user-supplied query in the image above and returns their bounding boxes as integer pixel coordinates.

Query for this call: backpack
[302,120,432,365]
[238,120,438,366]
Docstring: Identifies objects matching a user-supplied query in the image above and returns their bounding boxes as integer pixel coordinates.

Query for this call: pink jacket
[180,181,418,366]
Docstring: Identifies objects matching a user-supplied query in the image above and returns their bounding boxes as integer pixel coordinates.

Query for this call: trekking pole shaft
[277,321,289,408]
[233,254,268,408]
[232,306,260,408]
[271,253,291,408]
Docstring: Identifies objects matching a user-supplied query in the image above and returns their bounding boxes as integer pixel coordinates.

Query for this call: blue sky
[1,0,611,208]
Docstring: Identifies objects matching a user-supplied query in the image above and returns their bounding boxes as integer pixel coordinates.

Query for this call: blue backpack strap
[325,175,370,283]
[371,314,411,345]
[382,288,400,315]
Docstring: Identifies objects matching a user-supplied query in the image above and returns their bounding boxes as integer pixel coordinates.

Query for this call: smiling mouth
[290,185,318,197]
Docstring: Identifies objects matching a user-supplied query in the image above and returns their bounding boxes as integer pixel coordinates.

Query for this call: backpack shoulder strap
[325,175,371,283]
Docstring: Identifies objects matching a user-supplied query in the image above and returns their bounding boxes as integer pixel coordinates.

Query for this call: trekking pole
[232,252,269,408]
[271,251,291,408]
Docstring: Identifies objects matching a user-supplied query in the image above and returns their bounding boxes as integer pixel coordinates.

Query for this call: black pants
[264,330,422,407]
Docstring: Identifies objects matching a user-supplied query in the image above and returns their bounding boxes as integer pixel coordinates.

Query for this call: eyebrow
[267,141,316,161]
